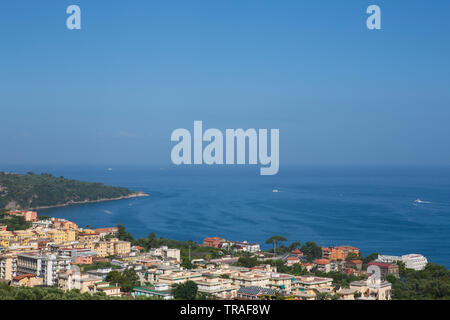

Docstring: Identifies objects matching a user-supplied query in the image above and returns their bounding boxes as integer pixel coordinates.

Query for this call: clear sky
[1,0,449,166]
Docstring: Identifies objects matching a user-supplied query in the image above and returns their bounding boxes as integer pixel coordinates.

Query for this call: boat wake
[414,198,432,204]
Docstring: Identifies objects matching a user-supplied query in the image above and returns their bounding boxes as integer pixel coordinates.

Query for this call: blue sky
[1,0,449,166]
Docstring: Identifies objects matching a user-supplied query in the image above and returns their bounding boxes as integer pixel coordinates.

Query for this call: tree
[172,281,198,300]
[117,224,134,242]
[237,256,258,268]
[300,242,322,261]
[105,269,139,293]
[288,241,302,252]
[265,235,287,254]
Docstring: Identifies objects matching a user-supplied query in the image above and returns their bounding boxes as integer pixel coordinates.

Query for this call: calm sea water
[3,165,450,267]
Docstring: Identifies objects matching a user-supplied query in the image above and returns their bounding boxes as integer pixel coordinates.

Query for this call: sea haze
[2,164,450,267]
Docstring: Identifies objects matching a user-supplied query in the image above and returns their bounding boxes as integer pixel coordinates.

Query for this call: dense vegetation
[0,171,135,210]
[387,262,450,300]
[0,282,154,300]
[172,281,199,300]
[0,209,32,230]
[106,269,140,292]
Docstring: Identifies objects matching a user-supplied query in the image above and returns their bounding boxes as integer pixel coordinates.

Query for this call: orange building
[53,218,78,230]
[322,246,360,261]
[291,249,303,256]
[8,211,38,222]
[202,237,226,248]
[73,255,93,265]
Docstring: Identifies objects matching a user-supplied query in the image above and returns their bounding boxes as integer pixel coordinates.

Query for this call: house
[350,276,392,300]
[367,262,399,279]
[346,259,363,271]
[7,211,38,222]
[314,259,331,272]
[286,256,300,266]
[92,283,121,296]
[94,227,119,238]
[12,273,43,287]
[336,288,358,300]
[202,237,226,248]
[220,241,261,253]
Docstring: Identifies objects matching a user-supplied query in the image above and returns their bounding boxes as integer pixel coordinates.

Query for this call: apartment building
[149,246,181,262]
[0,254,17,280]
[58,269,103,293]
[377,254,428,271]
[291,275,334,295]
[77,230,101,244]
[57,248,97,264]
[322,246,360,261]
[89,239,131,258]
[194,276,239,299]
[230,272,270,288]
[16,252,71,286]
[157,271,203,285]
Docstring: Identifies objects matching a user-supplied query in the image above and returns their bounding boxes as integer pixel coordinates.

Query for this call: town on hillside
[0,210,432,300]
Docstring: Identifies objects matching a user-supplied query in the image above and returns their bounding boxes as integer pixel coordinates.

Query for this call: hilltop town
[0,209,443,300]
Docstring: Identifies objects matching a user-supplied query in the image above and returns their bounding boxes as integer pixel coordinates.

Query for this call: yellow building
[89,239,131,257]
[48,229,66,244]
[114,240,131,256]
[0,231,15,248]
[77,230,100,244]
[48,229,77,244]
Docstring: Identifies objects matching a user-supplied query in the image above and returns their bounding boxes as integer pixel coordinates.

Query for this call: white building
[16,252,71,286]
[221,241,261,253]
[149,246,181,262]
[377,254,428,271]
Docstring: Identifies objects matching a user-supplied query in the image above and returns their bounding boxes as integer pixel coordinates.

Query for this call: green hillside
[0,171,136,210]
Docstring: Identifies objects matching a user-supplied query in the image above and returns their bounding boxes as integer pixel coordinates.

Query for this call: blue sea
[3,165,450,267]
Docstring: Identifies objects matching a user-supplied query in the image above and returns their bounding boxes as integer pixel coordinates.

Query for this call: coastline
[28,192,149,211]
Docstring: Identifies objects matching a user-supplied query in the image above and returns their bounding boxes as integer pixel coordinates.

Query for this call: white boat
[414,198,431,204]
[272,189,279,193]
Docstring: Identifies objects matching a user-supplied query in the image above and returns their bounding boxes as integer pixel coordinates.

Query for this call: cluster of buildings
[0,214,132,295]
[0,213,429,300]
[202,237,261,253]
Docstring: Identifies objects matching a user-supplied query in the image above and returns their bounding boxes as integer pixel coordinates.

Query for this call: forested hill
[0,171,144,210]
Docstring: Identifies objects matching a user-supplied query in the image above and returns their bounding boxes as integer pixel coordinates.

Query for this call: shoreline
[29,192,149,211]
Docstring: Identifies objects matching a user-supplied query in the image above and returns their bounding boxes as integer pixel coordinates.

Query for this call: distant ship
[272,189,279,193]
[107,168,113,171]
